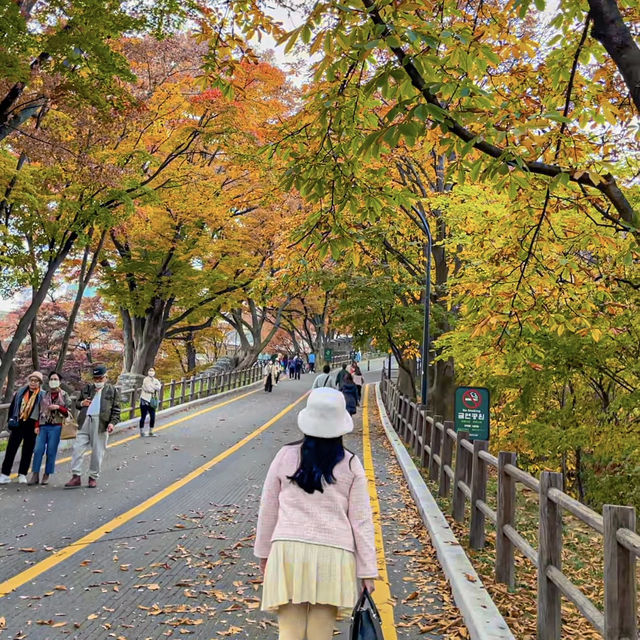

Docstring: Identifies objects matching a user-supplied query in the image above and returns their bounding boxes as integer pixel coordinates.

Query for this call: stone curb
[373,383,515,640]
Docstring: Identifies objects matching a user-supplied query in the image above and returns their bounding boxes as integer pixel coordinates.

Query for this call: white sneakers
[0,474,28,484]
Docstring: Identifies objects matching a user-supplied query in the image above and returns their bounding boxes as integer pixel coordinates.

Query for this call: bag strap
[323,374,331,387]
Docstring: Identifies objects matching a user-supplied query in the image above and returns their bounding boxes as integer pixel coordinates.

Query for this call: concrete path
[0,368,460,639]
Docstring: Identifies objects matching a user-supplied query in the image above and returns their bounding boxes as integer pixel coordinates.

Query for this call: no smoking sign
[454,386,490,441]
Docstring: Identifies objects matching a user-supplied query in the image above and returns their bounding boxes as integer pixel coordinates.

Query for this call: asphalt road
[0,364,452,639]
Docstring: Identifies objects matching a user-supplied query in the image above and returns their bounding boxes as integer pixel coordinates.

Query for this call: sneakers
[17,474,28,484]
[148,431,157,437]
[42,473,50,485]
[140,430,146,438]
[64,474,82,489]
[87,477,97,489]
[28,473,39,485]
[0,473,10,484]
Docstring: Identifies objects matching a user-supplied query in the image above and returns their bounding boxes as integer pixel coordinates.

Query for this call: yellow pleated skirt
[261,540,358,619]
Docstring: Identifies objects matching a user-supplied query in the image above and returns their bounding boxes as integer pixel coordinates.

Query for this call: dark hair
[48,371,61,380]
[322,364,331,374]
[287,436,345,494]
[342,363,347,369]
[354,366,362,376]
[344,372,354,385]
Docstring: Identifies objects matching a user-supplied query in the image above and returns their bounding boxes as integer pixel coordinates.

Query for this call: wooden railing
[0,363,263,438]
[380,369,638,640]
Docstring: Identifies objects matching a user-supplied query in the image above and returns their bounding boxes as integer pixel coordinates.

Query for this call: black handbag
[349,588,384,640]
[7,416,19,430]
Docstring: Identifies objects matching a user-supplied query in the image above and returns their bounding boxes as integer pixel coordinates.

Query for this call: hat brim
[297,408,354,439]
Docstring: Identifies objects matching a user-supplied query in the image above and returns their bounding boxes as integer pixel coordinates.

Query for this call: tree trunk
[433,357,455,421]
[121,309,135,372]
[396,356,417,400]
[185,333,197,372]
[29,316,39,372]
[588,0,640,115]
[0,239,75,394]
[56,232,106,371]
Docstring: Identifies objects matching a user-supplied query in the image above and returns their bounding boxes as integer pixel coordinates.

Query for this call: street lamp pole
[414,208,432,408]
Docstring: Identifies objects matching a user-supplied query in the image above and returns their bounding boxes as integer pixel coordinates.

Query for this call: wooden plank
[476,499,497,524]
[546,566,604,634]
[538,471,564,640]
[478,449,498,468]
[496,452,518,588]
[452,431,470,522]
[604,505,637,640]
[470,440,489,549]
[503,524,538,566]
[429,414,443,481]
[547,487,604,534]
[439,421,454,498]
[616,527,640,556]
[504,462,540,492]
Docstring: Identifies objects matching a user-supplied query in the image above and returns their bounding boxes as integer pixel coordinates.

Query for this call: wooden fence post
[496,451,517,588]
[189,376,196,401]
[452,431,470,522]
[169,380,176,407]
[438,420,454,498]
[603,505,637,640]
[410,404,420,454]
[429,414,442,481]
[179,378,186,403]
[470,440,488,549]
[129,389,137,420]
[419,412,430,468]
[158,382,165,411]
[538,471,563,640]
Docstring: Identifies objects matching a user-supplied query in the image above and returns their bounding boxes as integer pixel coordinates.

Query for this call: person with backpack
[312,364,337,389]
[335,363,348,390]
[0,372,44,484]
[341,372,359,417]
[255,387,377,640]
[139,367,162,437]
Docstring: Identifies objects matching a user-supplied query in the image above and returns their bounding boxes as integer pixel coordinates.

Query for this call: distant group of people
[313,361,364,417]
[1,363,162,489]
[263,353,312,392]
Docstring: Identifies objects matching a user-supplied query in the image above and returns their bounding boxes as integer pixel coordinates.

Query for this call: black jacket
[342,383,358,415]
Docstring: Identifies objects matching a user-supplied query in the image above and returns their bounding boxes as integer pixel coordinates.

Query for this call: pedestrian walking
[274,358,282,385]
[255,387,377,639]
[294,355,303,380]
[264,360,275,393]
[288,358,296,379]
[312,364,336,389]
[65,364,121,489]
[335,363,348,390]
[341,373,359,416]
[139,367,161,437]
[29,372,70,485]
[352,366,364,403]
[282,356,289,377]
[0,372,44,484]
[308,352,316,373]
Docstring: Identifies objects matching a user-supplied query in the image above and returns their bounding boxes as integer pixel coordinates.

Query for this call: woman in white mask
[139,367,162,437]
[29,371,70,485]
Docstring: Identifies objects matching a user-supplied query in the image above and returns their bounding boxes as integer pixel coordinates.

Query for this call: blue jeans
[32,424,62,475]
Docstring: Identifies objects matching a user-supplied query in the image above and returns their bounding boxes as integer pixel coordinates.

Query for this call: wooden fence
[380,369,638,640]
[0,364,263,438]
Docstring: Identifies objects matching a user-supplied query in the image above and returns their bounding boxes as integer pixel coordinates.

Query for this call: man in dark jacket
[65,364,121,489]
[335,363,348,390]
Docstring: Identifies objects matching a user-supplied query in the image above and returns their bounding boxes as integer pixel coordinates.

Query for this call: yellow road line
[362,385,398,639]
[0,391,308,598]
[54,388,261,465]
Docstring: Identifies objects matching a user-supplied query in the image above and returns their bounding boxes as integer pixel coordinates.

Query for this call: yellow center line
[0,390,308,598]
[53,388,261,465]
[362,384,398,639]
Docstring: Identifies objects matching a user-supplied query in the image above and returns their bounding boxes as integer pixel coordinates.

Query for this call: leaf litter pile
[367,410,467,639]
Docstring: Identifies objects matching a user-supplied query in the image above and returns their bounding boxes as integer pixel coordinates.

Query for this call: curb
[373,384,515,640]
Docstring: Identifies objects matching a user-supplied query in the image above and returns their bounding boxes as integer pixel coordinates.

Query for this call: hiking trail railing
[0,363,263,439]
[380,369,638,640]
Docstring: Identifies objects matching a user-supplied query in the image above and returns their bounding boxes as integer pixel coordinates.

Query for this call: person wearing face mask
[139,367,162,437]
[29,371,70,485]
[0,372,44,484]
[65,364,121,489]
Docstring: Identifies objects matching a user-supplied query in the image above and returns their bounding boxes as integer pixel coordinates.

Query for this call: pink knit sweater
[254,444,378,579]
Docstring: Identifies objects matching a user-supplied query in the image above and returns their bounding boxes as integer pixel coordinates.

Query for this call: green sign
[324,348,333,362]
[454,387,490,441]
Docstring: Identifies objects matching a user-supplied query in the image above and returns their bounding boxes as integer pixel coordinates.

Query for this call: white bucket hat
[298,388,354,439]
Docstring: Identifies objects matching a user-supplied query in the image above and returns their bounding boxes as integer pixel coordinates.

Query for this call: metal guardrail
[0,364,264,439]
[380,369,638,640]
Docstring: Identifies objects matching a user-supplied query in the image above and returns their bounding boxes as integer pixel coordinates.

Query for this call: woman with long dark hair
[254,388,377,640]
[341,372,359,416]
